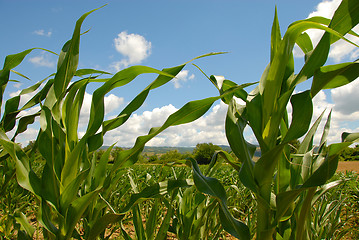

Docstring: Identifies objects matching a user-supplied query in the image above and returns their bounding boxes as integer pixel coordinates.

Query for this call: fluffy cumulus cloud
[29,51,55,68]
[103,101,229,147]
[172,70,195,88]
[332,79,359,116]
[33,29,52,37]
[111,31,152,71]
[294,0,359,62]
[312,90,359,144]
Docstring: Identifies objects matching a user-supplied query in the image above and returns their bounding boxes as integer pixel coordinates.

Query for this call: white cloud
[172,70,195,88]
[331,78,359,116]
[13,127,39,147]
[29,51,55,68]
[111,31,152,71]
[297,0,359,62]
[13,83,22,89]
[103,101,229,147]
[33,29,52,37]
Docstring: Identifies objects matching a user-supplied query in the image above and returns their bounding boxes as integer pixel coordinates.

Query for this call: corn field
[1,0,359,239]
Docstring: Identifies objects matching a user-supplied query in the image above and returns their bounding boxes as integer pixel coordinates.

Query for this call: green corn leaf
[0,49,34,86]
[213,150,241,172]
[302,142,351,188]
[311,62,359,97]
[86,66,175,140]
[91,145,114,191]
[10,69,31,80]
[342,132,359,142]
[271,7,282,63]
[296,33,313,59]
[54,6,105,99]
[277,169,345,224]
[38,198,59,236]
[1,76,47,132]
[219,206,250,240]
[120,221,133,240]
[319,110,332,148]
[189,158,250,240]
[277,135,291,193]
[328,0,359,42]
[312,180,343,204]
[291,0,359,88]
[246,90,265,147]
[282,90,313,143]
[64,190,101,239]
[39,164,60,208]
[262,88,293,149]
[264,18,358,120]
[21,77,54,110]
[59,169,90,213]
[63,80,87,151]
[14,210,35,238]
[133,204,146,240]
[101,65,185,135]
[146,199,160,240]
[290,111,325,188]
[1,96,20,131]
[154,206,174,240]
[120,179,193,213]
[88,213,124,240]
[226,99,257,193]
[254,144,285,202]
[0,129,38,194]
[75,68,111,76]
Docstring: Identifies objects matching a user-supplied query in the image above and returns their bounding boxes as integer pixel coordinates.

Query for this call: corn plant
[188,0,359,239]
[0,5,256,240]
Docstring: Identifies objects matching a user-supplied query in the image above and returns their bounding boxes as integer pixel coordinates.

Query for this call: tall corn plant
[189,0,359,239]
[0,5,253,240]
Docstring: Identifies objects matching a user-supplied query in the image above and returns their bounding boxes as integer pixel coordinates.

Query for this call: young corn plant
[189,0,359,239]
[0,5,253,240]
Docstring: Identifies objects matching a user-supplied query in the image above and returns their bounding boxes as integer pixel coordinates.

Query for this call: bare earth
[337,161,359,173]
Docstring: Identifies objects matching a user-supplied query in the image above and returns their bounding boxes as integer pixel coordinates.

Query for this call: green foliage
[0,5,235,240]
[339,144,359,161]
[148,154,159,162]
[193,143,222,165]
[1,1,359,239]
[160,149,192,162]
[188,1,359,239]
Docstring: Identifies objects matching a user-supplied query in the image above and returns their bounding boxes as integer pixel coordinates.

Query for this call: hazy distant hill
[100,145,261,157]
[144,146,194,154]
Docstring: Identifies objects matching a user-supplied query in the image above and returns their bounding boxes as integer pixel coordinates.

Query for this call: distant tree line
[81,143,225,165]
[339,145,359,161]
[147,143,223,164]
[23,139,359,165]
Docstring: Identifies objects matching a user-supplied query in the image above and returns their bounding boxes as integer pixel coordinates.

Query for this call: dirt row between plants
[337,161,359,173]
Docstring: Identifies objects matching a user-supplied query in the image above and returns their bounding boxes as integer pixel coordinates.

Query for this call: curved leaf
[282,90,313,143]
[311,62,359,97]
[189,158,250,240]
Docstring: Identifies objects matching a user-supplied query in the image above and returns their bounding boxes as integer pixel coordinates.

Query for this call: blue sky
[1,0,359,147]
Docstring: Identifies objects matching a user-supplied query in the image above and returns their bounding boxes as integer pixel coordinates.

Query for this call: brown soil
[337,161,359,173]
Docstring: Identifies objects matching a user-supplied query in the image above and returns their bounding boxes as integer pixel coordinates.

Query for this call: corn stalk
[190,0,359,239]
